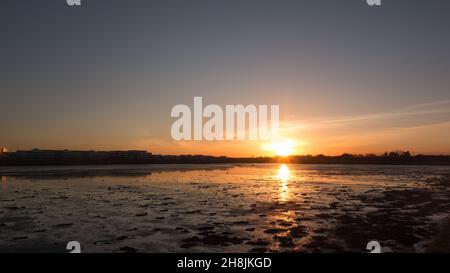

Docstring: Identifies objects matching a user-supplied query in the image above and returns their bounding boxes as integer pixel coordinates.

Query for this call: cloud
[282,100,450,132]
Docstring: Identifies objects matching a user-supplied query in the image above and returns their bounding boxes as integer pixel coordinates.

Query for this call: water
[1,164,449,253]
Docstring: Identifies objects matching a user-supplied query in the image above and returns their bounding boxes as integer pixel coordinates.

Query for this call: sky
[1,0,450,156]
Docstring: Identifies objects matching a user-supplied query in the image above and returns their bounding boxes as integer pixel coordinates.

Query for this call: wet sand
[0,164,449,253]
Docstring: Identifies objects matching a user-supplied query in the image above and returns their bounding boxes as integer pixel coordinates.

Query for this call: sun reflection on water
[277,164,290,202]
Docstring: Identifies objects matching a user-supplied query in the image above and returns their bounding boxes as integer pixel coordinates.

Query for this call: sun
[271,139,295,157]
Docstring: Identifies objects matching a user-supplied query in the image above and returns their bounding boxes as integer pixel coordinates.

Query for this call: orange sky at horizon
[4,100,450,157]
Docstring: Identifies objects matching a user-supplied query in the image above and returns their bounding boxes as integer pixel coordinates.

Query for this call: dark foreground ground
[0,164,449,253]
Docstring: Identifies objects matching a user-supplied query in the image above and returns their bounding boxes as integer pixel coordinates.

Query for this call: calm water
[1,164,450,253]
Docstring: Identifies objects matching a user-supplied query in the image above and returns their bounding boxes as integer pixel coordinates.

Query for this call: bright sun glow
[271,139,295,156]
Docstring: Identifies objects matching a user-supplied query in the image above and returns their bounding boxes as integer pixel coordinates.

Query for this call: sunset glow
[270,139,296,157]
[2,0,450,257]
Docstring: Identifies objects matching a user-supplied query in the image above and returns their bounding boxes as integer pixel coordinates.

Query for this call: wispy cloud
[282,100,450,132]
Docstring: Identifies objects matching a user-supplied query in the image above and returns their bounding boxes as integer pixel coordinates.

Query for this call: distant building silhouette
[1,149,450,166]
[12,149,152,161]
